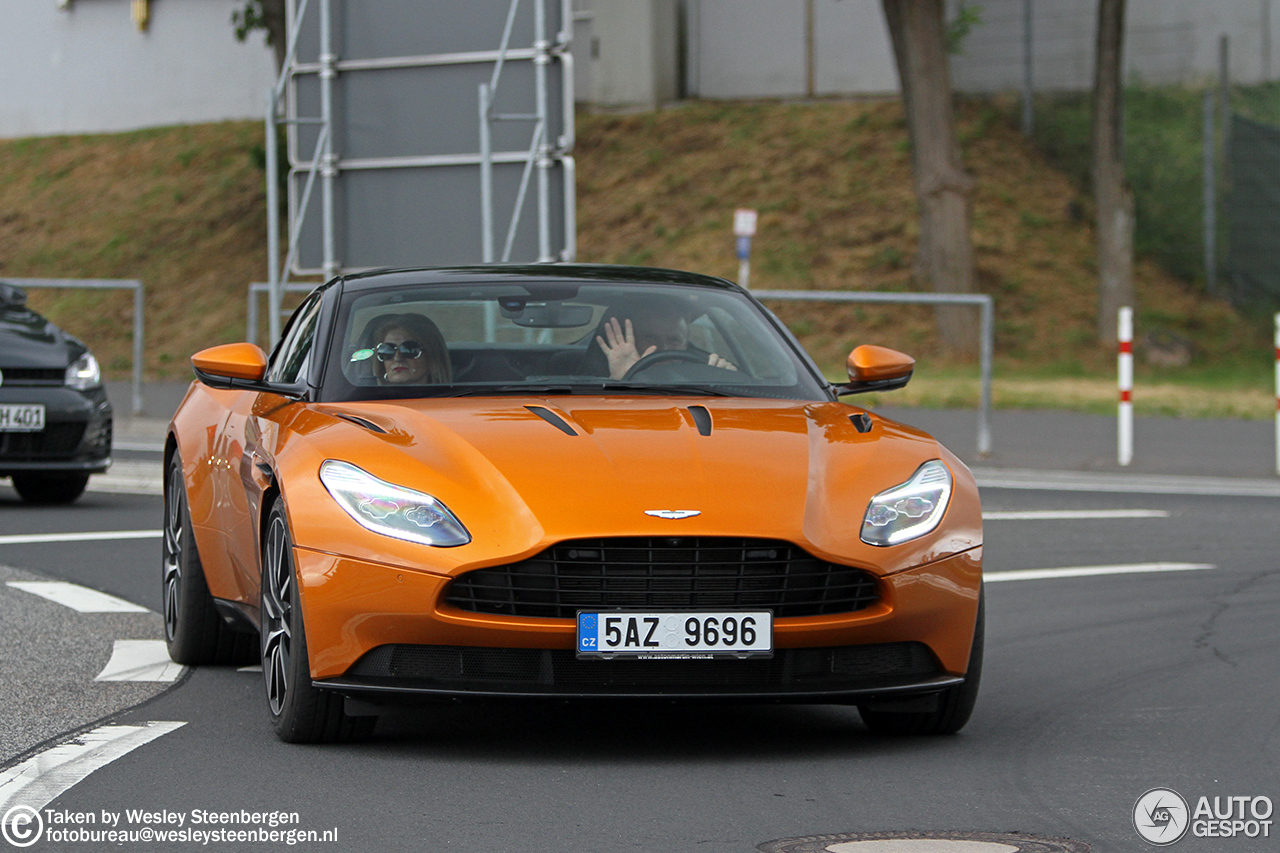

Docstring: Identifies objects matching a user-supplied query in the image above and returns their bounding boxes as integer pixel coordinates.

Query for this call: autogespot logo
[2,805,44,848]
[1135,787,1191,845]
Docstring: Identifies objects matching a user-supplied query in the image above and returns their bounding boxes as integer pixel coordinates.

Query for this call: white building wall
[0,0,276,139]
[813,0,899,95]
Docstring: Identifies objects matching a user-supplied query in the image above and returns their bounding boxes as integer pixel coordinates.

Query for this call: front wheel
[163,455,255,665]
[12,473,89,504]
[260,496,373,743]
[858,590,984,736]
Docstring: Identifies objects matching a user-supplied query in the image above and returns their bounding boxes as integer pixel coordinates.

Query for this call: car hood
[301,396,982,572]
[0,307,78,369]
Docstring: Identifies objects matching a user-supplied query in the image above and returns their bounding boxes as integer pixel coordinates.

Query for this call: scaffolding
[264,0,576,343]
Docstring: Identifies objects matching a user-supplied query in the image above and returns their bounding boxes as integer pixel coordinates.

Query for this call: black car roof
[335,264,741,293]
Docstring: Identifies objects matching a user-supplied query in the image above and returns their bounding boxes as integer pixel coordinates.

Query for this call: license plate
[0,404,44,432]
[576,611,773,658]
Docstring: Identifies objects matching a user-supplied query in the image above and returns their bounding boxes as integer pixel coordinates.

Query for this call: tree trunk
[264,0,288,73]
[882,0,978,354]
[1093,0,1134,344]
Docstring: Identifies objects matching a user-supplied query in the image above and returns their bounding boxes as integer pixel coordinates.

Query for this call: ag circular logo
[1134,788,1190,845]
[2,805,44,848]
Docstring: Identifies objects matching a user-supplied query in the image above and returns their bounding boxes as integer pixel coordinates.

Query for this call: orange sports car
[164,265,982,743]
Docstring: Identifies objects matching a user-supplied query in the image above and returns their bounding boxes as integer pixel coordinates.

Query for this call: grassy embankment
[0,94,1274,417]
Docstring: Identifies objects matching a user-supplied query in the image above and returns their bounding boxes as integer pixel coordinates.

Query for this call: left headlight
[319,460,471,547]
[860,459,953,547]
[65,352,101,390]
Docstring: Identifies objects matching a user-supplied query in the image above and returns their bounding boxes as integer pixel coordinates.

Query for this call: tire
[12,473,89,504]
[162,455,256,665]
[858,589,984,736]
[261,496,374,744]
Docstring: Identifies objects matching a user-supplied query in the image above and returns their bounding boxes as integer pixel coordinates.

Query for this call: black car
[0,283,112,503]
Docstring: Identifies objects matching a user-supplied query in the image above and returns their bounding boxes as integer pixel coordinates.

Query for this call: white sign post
[734,208,757,289]
[1118,306,1134,467]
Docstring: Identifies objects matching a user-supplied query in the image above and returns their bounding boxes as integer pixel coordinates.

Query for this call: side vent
[687,405,713,436]
[335,413,388,434]
[849,413,873,434]
[526,405,578,436]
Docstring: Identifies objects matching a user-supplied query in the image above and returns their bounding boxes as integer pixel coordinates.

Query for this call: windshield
[320,279,828,402]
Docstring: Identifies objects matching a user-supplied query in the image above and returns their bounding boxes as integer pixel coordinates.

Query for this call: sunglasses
[375,341,423,361]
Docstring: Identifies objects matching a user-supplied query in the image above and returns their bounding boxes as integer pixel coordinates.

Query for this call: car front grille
[345,642,939,694]
[445,537,880,619]
[0,368,65,387]
[0,422,85,459]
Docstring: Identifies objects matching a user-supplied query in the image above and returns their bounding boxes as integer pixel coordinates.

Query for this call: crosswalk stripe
[0,722,185,815]
[6,581,148,613]
[95,640,184,682]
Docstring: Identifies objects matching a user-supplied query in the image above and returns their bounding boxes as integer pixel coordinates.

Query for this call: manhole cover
[757,832,1091,853]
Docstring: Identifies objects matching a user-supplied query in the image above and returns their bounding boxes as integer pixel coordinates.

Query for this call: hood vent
[687,405,713,436]
[334,413,388,434]
[849,413,873,434]
[526,405,578,436]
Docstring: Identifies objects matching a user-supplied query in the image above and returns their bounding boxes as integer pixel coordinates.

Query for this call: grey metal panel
[291,161,567,270]
[292,0,565,64]
[290,61,564,161]
[282,0,573,274]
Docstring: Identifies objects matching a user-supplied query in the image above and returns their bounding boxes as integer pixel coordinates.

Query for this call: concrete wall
[586,0,679,107]
[685,0,898,99]
[0,0,276,138]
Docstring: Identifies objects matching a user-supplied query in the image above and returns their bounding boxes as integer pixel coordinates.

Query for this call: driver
[595,302,737,380]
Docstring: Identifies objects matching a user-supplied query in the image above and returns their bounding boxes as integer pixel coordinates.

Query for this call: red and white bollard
[1118,306,1134,467]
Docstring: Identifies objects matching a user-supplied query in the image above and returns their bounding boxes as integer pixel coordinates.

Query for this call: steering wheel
[621,348,708,381]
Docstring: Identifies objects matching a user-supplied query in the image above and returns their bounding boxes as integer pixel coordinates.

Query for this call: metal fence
[246,281,317,348]
[5,278,145,417]
[753,290,995,457]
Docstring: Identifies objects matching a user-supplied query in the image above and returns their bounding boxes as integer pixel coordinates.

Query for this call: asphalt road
[2,448,1277,853]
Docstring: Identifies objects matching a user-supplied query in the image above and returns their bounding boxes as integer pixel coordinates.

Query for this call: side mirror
[191,343,305,398]
[192,343,268,381]
[832,344,914,396]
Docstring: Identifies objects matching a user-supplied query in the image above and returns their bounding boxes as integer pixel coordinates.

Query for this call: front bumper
[0,385,112,476]
[295,544,982,700]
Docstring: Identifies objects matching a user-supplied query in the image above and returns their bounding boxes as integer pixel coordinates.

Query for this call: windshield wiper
[443,384,582,397]
[428,383,739,398]
[595,382,738,397]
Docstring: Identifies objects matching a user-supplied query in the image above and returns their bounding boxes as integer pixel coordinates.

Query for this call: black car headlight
[860,460,953,546]
[65,352,101,390]
[319,460,471,547]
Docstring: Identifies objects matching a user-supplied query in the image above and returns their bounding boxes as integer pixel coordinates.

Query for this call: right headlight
[319,460,471,547]
[860,459,953,547]
[65,351,101,390]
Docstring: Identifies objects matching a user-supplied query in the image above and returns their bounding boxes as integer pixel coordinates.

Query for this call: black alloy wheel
[162,454,255,665]
[260,496,374,743]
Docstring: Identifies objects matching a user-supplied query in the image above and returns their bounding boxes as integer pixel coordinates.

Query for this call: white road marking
[0,722,185,813]
[0,529,160,545]
[986,562,1216,583]
[982,509,1170,520]
[237,664,263,672]
[6,581,148,613]
[95,640,185,682]
[973,467,1280,497]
